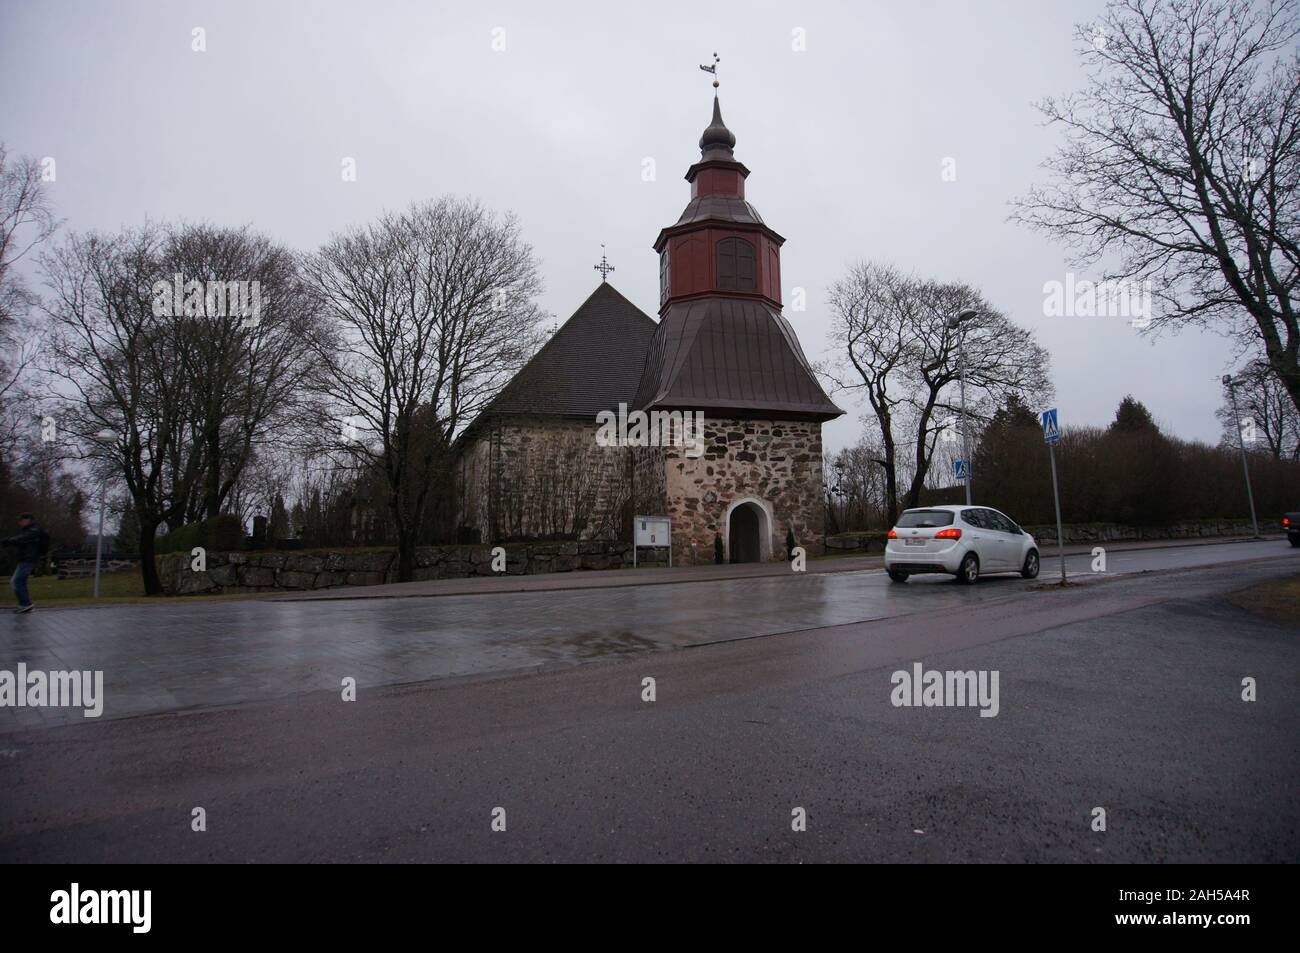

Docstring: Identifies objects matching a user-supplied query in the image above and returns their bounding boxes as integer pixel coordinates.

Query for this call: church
[453,90,843,564]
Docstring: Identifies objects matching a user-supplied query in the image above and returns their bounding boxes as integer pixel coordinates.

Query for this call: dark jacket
[2,522,47,562]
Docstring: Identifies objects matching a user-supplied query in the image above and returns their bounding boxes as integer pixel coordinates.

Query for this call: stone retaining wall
[158,541,669,596]
[825,518,1283,554]
[55,557,140,579]
[1024,519,1282,544]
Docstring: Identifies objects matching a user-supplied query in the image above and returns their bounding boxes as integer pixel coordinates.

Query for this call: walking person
[3,512,48,614]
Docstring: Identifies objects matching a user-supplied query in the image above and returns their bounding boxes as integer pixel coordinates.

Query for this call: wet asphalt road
[0,542,1297,862]
[0,538,1292,727]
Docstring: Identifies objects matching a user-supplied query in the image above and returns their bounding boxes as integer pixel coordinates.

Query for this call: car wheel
[887,568,909,583]
[957,553,979,585]
[1021,549,1040,579]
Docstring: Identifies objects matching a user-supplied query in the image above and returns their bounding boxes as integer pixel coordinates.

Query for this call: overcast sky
[1,0,1242,451]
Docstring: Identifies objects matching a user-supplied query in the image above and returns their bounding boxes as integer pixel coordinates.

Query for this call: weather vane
[594,244,615,282]
[699,52,720,89]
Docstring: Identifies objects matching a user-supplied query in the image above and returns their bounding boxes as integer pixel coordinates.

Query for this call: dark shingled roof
[672,195,767,228]
[481,282,657,419]
[633,297,844,421]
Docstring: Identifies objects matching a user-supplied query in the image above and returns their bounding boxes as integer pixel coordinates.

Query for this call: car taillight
[887,529,897,539]
[934,528,962,540]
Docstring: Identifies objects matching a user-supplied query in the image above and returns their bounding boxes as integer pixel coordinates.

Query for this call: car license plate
[905,538,926,546]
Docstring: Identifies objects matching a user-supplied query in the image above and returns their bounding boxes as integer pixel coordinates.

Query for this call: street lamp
[92,429,115,599]
[1222,375,1260,538]
[946,308,980,506]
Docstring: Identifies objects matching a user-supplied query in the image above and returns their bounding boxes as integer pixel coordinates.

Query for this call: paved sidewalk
[274,533,1281,602]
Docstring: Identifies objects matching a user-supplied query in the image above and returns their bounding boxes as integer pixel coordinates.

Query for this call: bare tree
[0,144,58,454]
[826,439,891,532]
[159,223,320,521]
[302,197,545,581]
[39,226,198,594]
[1014,0,1300,411]
[1217,358,1300,455]
[827,263,914,521]
[898,280,1052,509]
[829,264,1053,519]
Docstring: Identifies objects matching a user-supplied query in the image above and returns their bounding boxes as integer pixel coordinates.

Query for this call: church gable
[485,282,656,419]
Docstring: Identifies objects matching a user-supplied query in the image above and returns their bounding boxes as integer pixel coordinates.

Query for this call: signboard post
[1041,408,1066,584]
[634,516,672,568]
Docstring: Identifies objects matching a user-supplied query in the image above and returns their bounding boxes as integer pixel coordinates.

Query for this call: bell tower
[631,84,842,565]
[655,95,785,312]
[634,92,842,422]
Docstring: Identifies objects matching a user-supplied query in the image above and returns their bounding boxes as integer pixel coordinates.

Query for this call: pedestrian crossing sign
[954,459,969,481]
[1041,408,1060,443]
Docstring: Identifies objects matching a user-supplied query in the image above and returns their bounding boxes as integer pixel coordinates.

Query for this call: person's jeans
[11,561,33,607]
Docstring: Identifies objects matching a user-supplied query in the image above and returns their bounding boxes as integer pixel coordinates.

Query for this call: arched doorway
[728,501,764,563]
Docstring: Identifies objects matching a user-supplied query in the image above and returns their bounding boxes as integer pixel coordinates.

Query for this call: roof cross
[594,245,615,282]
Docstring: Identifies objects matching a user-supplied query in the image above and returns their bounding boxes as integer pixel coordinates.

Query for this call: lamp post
[92,429,116,599]
[1222,375,1260,538]
[946,309,980,506]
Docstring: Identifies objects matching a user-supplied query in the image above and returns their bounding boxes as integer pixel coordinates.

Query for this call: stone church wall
[457,416,632,544]
[662,416,825,564]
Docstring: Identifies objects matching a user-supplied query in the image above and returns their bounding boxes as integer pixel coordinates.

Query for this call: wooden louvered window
[660,250,670,304]
[715,237,756,292]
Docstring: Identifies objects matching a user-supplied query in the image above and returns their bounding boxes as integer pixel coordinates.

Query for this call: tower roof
[640,89,843,421]
[633,297,843,421]
[699,94,737,160]
[685,94,751,183]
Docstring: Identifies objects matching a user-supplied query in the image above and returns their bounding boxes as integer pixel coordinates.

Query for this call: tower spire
[699,93,737,159]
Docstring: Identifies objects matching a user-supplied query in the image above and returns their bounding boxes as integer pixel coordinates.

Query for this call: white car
[884,505,1040,584]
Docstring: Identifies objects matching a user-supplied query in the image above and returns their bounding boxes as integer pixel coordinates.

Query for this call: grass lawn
[2,571,276,608]
[1227,574,1300,626]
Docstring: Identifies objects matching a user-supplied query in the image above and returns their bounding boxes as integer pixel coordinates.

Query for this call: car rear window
[896,510,955,528]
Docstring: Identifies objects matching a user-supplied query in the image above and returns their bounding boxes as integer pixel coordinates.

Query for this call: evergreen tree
[1109,395,1158,434]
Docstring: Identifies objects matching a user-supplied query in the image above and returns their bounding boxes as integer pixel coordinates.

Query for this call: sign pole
[93,480,106,599]
[1040,408,1066,584]
[1047,440,1066,584]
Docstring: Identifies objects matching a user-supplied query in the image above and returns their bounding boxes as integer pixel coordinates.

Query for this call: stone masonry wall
[157,540,666,596]
[663,416,825,565]
[458,417,630,544]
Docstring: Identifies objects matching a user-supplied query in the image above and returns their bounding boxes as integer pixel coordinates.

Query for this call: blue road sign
[1041,408,1060,443]
[954,459,969,481]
